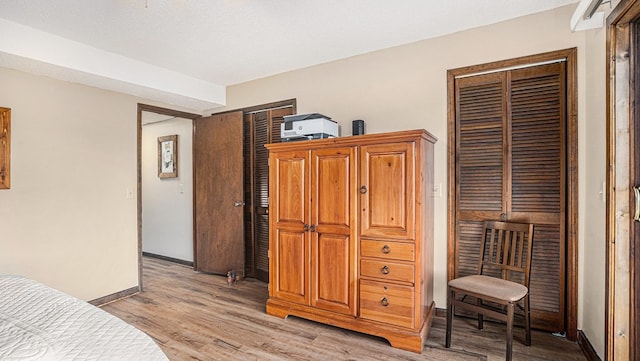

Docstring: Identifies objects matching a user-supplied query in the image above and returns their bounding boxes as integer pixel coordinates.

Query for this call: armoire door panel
[360,143,415,239]
[310,147,356,315]
[273,229,308,304]
[311,233,354,314]
[273,151,309,225]
[269,149,310,304]
[312,148,354,230]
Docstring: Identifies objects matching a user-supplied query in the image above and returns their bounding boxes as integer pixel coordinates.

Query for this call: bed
[0,275,169,361]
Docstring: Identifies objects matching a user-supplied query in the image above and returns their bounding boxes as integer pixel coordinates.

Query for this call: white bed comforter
[0,276,169,361]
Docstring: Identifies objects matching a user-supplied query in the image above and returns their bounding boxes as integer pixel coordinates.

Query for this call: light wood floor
[102,257,587,361]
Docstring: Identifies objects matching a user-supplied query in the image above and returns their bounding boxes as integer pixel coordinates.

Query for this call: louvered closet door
[243,108,290,282]
[454,62,566,332]
[252,111,271,282]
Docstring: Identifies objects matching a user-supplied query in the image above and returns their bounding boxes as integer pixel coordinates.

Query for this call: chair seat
[449,275,528,302]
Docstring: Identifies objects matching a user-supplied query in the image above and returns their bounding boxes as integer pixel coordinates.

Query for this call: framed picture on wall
[158,134,178,178]
[0,107,10,189]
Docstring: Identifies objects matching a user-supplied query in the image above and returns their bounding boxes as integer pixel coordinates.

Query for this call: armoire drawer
[361,239,415,261]
[360,259,414,283]
[359,280,415,328]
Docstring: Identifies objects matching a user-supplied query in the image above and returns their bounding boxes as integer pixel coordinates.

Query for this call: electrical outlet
[432,183,442,198]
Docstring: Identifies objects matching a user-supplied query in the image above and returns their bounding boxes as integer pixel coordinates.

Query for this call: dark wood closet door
[243,107,291,282]
[194,111,244,275]
[454,62,566,332]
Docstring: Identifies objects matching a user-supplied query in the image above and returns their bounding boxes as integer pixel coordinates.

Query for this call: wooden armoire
[265,129,436,353]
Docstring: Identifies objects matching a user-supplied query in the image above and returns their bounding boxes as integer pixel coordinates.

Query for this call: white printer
[281,113,339,142]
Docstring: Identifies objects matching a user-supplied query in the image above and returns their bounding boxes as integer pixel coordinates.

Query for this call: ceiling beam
[0,18,225,111]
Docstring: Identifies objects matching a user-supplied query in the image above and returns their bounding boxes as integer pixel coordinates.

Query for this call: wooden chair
[445,220,534,361]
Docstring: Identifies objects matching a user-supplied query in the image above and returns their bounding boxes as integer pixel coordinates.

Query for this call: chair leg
[445,287,453,348]
[506,303,514,361]
[524,295,531,346]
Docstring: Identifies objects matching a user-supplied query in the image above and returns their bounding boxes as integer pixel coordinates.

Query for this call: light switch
[432,183,442,198]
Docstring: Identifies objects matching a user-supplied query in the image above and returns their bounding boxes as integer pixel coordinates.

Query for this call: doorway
[141,112,195,265]
[137,101,295,286]
[136,104,201,290]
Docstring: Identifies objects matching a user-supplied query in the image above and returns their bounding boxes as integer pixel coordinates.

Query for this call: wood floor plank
[101,257,587,361]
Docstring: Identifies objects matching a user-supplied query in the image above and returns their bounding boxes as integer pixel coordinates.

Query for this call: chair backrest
[477,221,534,288]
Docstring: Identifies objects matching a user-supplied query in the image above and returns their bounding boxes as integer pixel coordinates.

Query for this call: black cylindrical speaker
[352,119,365,136]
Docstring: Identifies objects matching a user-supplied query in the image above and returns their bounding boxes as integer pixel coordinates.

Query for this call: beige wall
[0,67,139,301]
[222,4,605,357]
[582,23,607,357]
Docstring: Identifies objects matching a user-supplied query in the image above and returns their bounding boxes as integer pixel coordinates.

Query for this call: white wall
[141,116,194,262]
[220,4,606,356]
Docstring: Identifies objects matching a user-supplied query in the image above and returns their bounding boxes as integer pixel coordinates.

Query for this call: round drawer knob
[380,297,389,307]
[381,245,390,254]
[381,265,390,275]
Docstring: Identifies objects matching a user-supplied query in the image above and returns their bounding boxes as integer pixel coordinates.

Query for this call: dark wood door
[194,111,244,275]
[453,62,567,332]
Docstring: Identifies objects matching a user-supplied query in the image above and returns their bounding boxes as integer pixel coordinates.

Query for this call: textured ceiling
[0,0,578,87]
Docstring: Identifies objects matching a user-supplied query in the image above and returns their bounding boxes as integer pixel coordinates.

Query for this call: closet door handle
[634,186,640,222]
[359,185,368,194]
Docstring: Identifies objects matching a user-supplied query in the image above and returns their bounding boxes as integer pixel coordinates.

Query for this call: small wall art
[158,134,178,178]
[0,107,10,189]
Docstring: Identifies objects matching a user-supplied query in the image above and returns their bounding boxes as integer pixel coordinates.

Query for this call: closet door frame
[606,1,640,358]
[446,48,578,340]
